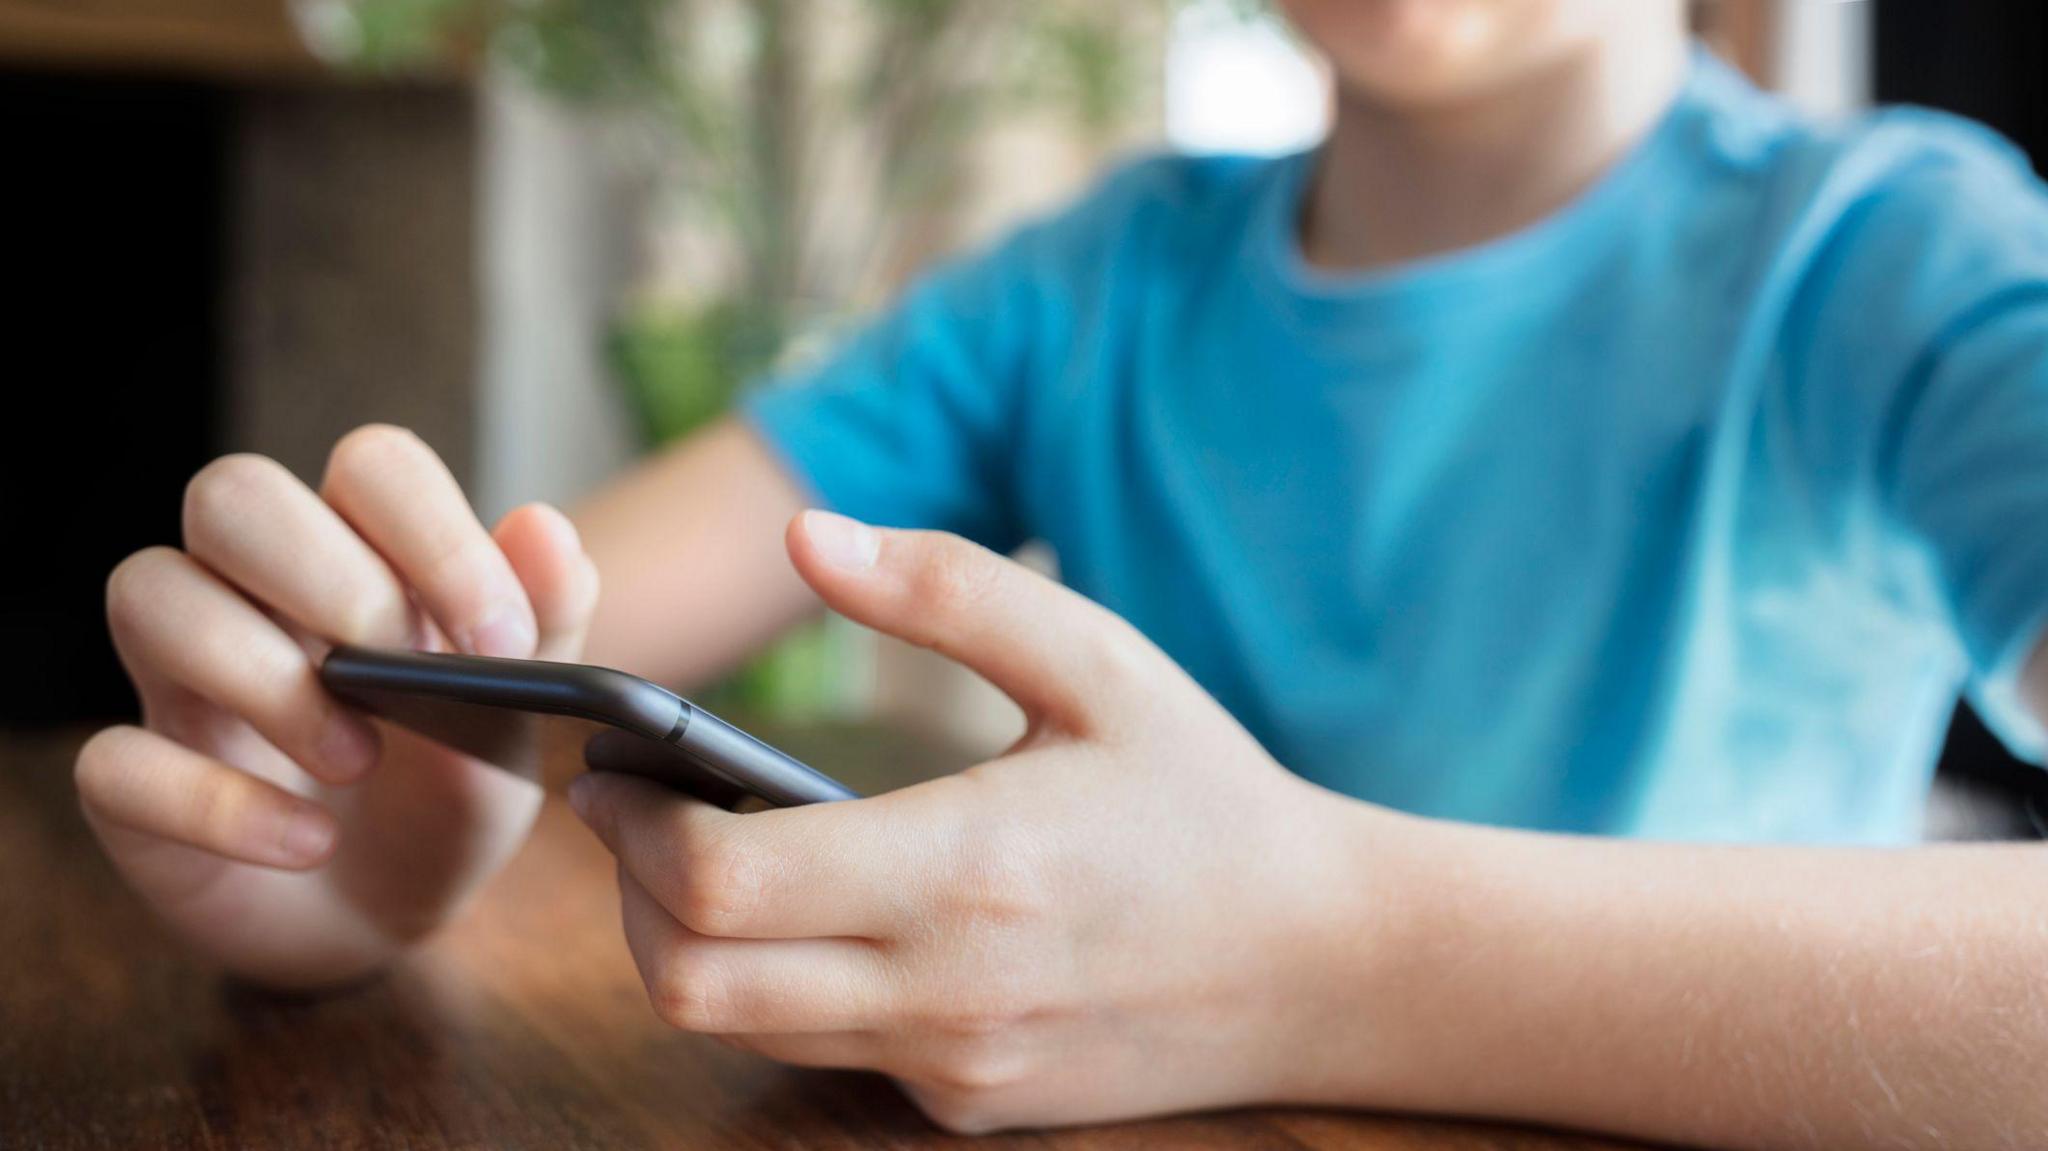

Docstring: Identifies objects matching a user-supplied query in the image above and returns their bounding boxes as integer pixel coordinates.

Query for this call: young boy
[80,0,2048,1145]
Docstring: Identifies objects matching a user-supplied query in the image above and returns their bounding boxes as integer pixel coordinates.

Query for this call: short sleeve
[740,152,1220,555]
[740,226,1052,555]
[1890,294,2048,760]
[1856,125,2048,759]
[1777,110,2048,761]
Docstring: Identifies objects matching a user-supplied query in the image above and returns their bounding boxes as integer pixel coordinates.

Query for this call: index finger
[320,425,538,659]
[786,512,1165,733]
[568,771,949,941]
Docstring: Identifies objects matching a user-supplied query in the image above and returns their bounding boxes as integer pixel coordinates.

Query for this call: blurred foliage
[315,0,1154,245]
[695,609,844,719]
[608,300,788,443]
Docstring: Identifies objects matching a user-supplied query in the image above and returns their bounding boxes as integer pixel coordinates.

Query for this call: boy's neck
[1301,30,1690,273]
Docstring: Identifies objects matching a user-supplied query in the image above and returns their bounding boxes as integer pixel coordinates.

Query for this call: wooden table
[1,725,1646,1150]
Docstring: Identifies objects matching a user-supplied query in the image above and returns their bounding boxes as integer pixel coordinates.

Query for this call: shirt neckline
[1250,46,1733,331]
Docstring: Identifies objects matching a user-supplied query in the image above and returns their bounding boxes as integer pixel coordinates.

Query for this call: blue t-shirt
[746,52,2048,844]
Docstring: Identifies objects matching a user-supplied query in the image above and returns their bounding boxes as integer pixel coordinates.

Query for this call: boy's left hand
[569,510,1406,1133]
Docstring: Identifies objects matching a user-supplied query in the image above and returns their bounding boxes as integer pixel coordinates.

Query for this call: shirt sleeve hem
[1969,601,2048,766]
[737,389,838,514]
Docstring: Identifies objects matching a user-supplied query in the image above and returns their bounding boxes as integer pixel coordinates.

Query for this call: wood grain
[0,725,1652,1149]
[0,0,321,79]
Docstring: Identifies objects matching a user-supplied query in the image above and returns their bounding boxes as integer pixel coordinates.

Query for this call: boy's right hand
[77,425,599,989]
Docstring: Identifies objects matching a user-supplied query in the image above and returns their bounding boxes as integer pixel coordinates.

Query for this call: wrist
[1321,813,1598,1123]
[1246,782,1450,1108]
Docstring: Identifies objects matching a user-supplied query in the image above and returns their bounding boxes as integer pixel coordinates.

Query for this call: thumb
[493,503,600,662]
[786,510,1143,729]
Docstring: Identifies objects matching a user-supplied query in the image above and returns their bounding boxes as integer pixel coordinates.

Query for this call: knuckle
[1090,616,1158,684]
[947,820,1054,930]
[416,534,498,604]
[908,1086,1001,1137]
[324,423,425,494]
[73,725,143,801]
[240,636,318,719]
[179,771,240,847]
[335,577,413,648]
[676,833,763,936]
[182,454,288,547]
[581,787,624,842]
[924,1034,1027,1095]
[905,536,1000,621]
[927,968,1037,1046]
[929,1003,1019,1044]
[104,547,182,633]
[649,949,728,1032]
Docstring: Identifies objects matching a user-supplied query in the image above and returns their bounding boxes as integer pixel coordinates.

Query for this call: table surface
[1,723,1650,1151]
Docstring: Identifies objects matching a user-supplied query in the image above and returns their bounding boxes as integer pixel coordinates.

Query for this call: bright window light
[1165,0,1329,155]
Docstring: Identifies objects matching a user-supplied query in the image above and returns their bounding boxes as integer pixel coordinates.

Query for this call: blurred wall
[1772,0,1871,118]
[475,81,641,525]
[227,83,477,484]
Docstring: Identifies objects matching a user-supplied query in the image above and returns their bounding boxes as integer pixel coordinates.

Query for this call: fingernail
[319,715,380,782]
[566,776,595,820]
[544,504,584,551]
[467,604,537,659]
[276,809,336,866]
[804,510,879,572]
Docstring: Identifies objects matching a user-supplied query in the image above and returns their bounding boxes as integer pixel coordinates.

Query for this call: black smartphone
[319,645,858,808]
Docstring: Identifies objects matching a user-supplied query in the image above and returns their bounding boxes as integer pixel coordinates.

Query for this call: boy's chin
[1285,0,1534,105]
[1323,55,1522,111]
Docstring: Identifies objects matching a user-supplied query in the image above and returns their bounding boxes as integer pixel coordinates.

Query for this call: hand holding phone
[78,427,601,988]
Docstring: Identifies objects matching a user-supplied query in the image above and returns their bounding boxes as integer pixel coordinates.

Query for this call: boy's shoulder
[1795,109,2046,282]
[1670,53,2048,295]
[1088,150,1282,213]
[1785,106,2037,209]
[1004,149,1293,272]
[1687,53,2040,226]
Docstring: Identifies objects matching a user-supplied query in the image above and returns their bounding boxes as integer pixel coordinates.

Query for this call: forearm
[572,418,817,688]
[1321,808,2048,1150]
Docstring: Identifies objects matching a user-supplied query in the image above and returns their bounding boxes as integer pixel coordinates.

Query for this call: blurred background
[2,0,2042,838]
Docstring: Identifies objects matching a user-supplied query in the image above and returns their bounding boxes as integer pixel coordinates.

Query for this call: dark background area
[1875,2,2047,172]
[0,72,226,725]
